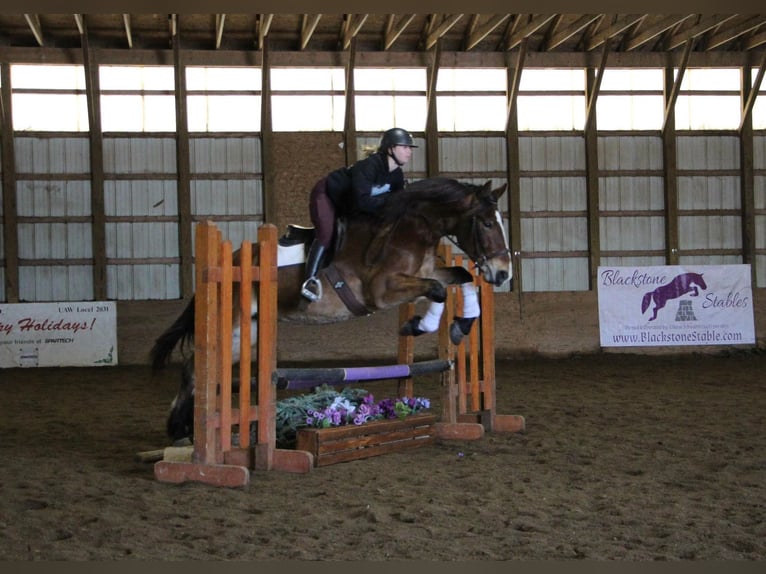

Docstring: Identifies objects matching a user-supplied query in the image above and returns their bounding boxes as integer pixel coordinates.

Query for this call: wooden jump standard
[154,221,524,487]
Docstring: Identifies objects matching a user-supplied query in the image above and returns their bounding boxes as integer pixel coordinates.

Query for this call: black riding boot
[301,240,326,302]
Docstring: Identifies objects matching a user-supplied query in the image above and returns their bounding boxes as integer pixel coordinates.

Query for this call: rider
[301,127,417,301]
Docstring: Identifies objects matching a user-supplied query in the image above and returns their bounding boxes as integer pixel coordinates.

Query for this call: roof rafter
[704,15,766,50]
[256,14,273,50]
[665,14,738,50]
[341,14,368,50]
[215,14,226,49]
[383,14,415,50]
[424,14,464,50]
[300,14,322,50]
[24,14,44,46]
[623,14,694,51]
[585,14,646,51]
[465,14,511,51]
[122,14,133,48]
[504,14,557,51]
[544,14,602,51]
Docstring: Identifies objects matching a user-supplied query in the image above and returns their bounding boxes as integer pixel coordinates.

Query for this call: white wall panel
[190,137,261,173]
[15,137,90,173]
[597,136,663,170]
[676,135,740,170]
[16,180,91,217]
[103,137,176,173]
[439,137,505,173]
[519,136,585,171]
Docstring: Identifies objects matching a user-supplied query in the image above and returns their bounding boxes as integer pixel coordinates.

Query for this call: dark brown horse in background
[151,177,512,442]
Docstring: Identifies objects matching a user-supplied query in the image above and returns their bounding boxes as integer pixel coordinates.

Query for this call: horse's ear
[492,183,508,201]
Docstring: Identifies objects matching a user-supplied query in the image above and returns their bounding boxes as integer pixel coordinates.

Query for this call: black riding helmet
[378,127,417,165]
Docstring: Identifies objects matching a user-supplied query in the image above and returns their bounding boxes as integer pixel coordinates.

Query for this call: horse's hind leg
[167,356,196,444]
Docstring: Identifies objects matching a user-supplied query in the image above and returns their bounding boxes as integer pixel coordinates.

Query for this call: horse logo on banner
[640,272,707,322]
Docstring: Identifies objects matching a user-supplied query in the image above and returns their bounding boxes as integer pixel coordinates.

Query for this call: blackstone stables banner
[597,265,756,348]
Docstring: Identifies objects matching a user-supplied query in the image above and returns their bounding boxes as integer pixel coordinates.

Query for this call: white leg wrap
[417,301,445,333]
[461,283,480,318]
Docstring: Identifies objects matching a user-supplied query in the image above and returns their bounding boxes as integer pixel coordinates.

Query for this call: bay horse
[641,272,707,321]
[151,177,512,442]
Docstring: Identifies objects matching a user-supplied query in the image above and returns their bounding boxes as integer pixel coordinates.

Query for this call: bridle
[445,208,511,274]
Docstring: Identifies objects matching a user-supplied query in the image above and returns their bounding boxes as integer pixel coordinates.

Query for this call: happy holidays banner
[597,265,756,348]
[0,302,117,368]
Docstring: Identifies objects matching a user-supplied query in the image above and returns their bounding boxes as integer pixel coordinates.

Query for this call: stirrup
[301,277,322,302]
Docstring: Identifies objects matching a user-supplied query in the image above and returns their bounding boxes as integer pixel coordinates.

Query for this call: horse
[151,177,512,442]
[641,272,707,321]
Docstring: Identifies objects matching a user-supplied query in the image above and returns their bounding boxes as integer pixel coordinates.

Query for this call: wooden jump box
[295,413,437,467]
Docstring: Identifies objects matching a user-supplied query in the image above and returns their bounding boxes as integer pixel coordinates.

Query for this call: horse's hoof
[449,317,476,345]
[399,316,426,337]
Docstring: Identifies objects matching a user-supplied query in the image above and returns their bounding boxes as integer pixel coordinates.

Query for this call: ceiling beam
[545,14,602,51]
[585,39,610,130]
[383,14,415,50]
[624,15,694,51]
[665,14,738,50]
[215,14,226,49]
[585,14,646,51]
[704,15,766,50]
[301,14,322,50]
[74,14,84,35]
[122,14,133,48]
[465,14,511,51]
[424,14,464,50]
[23,14,44,47]
[663,37,694,133]
[342,14,368,50]
[740,48,766,132]
[744,26,766,49]
[256,14,273,50]
[504,14,558,50]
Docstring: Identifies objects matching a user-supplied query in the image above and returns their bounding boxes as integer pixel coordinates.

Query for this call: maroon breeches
[308,177,337,248]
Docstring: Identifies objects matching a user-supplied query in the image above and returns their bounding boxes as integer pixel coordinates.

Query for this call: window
[270,67,345,131]
[355,68,427,131]
[11,65,88,131]
[186,67,261,132]
[436,68,506,131]
[675,68,741,130]
[597,69,664,130]
[517,69,586,131]
[100,66,176,132]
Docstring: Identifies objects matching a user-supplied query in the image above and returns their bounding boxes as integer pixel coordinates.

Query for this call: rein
[444,213,510,271]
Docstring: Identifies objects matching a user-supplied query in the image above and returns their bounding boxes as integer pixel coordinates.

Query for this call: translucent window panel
[679,68,740,90]
[597,95,664,130]
[599,68,663,91]
[99,66,174,90]
[270,68,344,90]
[436,68,507,91]
[517,95,586,130]
[675,95,741,130]
[101,95,176,131]
[355,95,426,132]
[12,94,89,131]
[271,95,344,131]
[186,67,261,91]
[187,95,261,132]
[354,68,426,91]
[11,64,86,89]
[437,95,506,131]
[519,69,585,91]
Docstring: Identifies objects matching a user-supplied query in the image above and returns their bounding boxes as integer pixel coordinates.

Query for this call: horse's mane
[380,177,479,223]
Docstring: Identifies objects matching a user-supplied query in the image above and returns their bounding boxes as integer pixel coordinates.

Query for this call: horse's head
[454,180,512,287]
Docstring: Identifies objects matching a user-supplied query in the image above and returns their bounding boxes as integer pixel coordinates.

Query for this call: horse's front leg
[399,281,480,344]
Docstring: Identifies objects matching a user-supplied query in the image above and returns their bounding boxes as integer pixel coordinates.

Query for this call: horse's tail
[641,291,652,314]
[150,297,196,372]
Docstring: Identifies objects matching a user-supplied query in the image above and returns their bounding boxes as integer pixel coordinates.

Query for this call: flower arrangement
[305,394,431,429]
[273,385,430,447]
